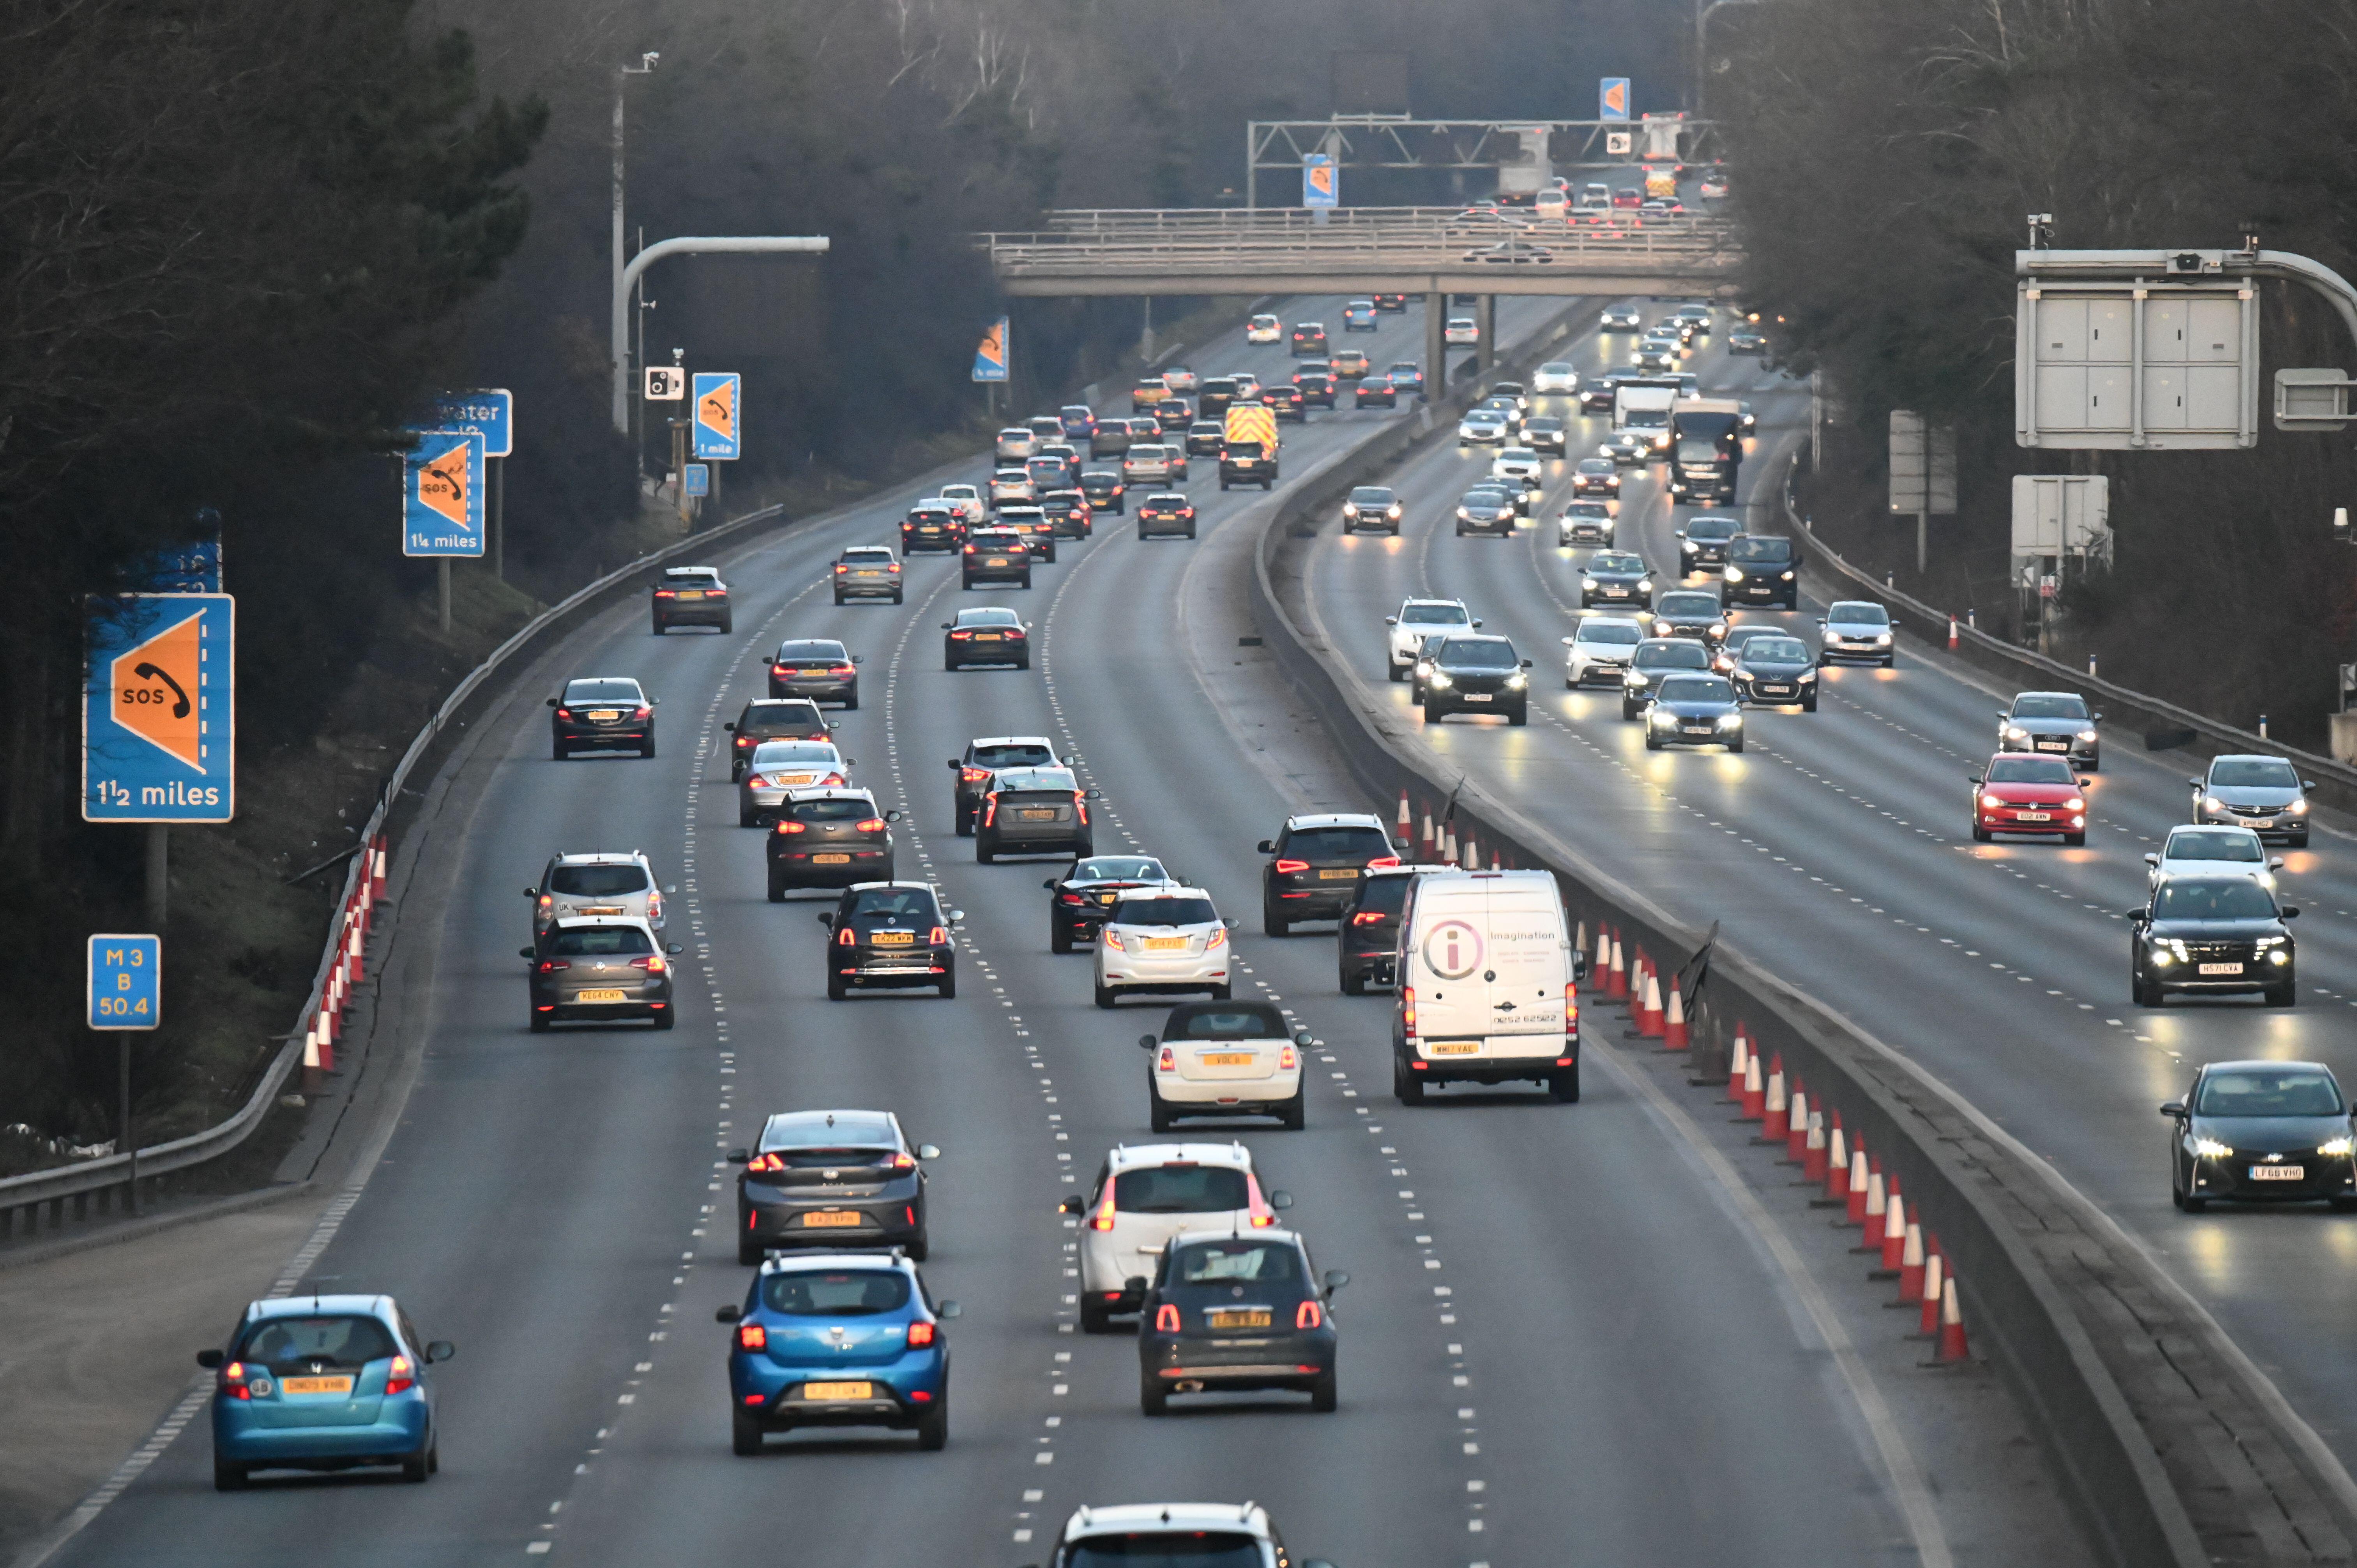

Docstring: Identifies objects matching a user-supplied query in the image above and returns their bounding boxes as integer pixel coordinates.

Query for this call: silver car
[1457,410,1509,445]
[738,739,852,827]
[1122,444,1183,485]
[2192,755,2315,847]
[2145,825,2281,890]
[528,851,671,939]
[1818,600,1895,667]
[1997,690,2099,767]
[995,428,1036,463]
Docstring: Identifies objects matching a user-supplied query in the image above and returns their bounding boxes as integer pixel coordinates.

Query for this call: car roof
[969,735,1055,749]
[1062,1503,1272,1543]
[1827,600,1887,616]
[1284,812,1385,830]
[1578,616,1646,633]
[756,1250,919,1277]
[243,1294,395,1323]
[565,674,643,687]
[752,737,840,753]
[547,850,650,866]
[2197,1058,2333,1077]
[761,1107,899,1139]
[1105,1141,1256,1174]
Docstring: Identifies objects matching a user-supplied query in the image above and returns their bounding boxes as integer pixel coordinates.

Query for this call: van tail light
[1351,911,1386,926]
[1274,858,1309,874]
[737,1323,767,1351]
[774,820,806,834]
[1295,1301,1323,1330]
[837,926,855,947]
[1279,1045,1297,1070]
[1154,1304,1181,1333]
[906,1321,938,1348]
[1092,1192,1118,1231]
[631,955,666,973]
[1368,855,1402,869]
[221,1361,252,1400]
[855,818,887,832]
[385,1355,416,1395]
[1157,1045,1176,1070]
[1566,982,1580,1033]
[537,959,570,973]
[1401,985,1417,1039]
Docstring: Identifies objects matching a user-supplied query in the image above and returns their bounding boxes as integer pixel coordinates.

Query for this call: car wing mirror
[947,910,966,923]
[715,1304,742,1323]
[1058,1195,1085,1215]
[1294,1028,1315,1047]
[2305,780,2319,791]
[1124,1275,1149,1293]
[2123,909,2148,922]
[816,913,834,929]
[664,885,677,894]
[2159,1102,2187,1118]
[726,1148,749,1163]
[546,696,559,707]
[1139,1034,1158,1050]
[1084,788,1104,799]
[666,943,683,954]
[936,1301,961,1320]
[1384,616,1398,625]
[2282,906,2301,918]
[1966,773,1983,785]
[424,1340,456,1364]
[1562,636,1574,645]
[1473,619,1484,628]
[2270,858,2285,869]
[948,759,962,769]
[1322,1270,1350,1295]
[518,947,535,960]
[1521,659,1534,669]
[917,1143,942,1160]
[524,886,539,898]
[2143,854,2159,866]
[197,1348,225,1369]
[844,758,857,768]
[2080,777,2094,788]
[2187,778,2203,789]
[1256,840,1276,854]
[885,810,903,822]
[1269,1189,1293,1210]
[940,623,953,630]
[723,721,736,732]
[1223,917,1240,930]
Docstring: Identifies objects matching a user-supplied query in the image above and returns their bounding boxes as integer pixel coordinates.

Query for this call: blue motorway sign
[691,373,741,459]
[137,530,222,594]
[83,594,234,823]
[684,463,710,498]
[972,319,1009,383]
[1600,78,1631,121]
[88,934,161,1030]
[402,429,487,557]
[1302,153,1338,208]
[431,389,513,458]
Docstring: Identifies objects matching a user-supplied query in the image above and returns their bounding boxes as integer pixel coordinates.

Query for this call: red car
[1969,753,2090,845]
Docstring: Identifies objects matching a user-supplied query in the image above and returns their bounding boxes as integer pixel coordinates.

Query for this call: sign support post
[88,934,160,1215]
[146,825,168,930]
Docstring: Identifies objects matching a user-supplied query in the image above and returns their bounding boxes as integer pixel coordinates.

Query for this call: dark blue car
[199,1294,453,1490]
[718,1250,957,1453]
[1642,672,1746,752]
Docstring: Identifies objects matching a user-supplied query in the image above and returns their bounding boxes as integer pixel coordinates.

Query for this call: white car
[1818,600,1896,666]
[1532,361,1580,394]
[2145,826,2283,890]
[1060,1142,1288,1331]
[1230,371,1262,398]
[1044,1503,1297,1567]
[1558,500,1616,546]
[1138,998,1312,1131]
[1161,366,1197,392]
[737,740,851,825]
[1444,316,1480,344]
[935,484,986,526]
[988,468,1036,507]
[1562,616,1647,688]
[1385,598,1478,677]
[994,427,1036,463]
[1491,446,1544,484]
[1122,444,1185,484]
[1457,410,1509,445]
[1094,886,1233,1008]
[529,850,668,938]
[1246,314,1281,344]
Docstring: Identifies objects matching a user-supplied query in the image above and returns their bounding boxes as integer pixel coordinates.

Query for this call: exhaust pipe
[1175,1380,1205,1394]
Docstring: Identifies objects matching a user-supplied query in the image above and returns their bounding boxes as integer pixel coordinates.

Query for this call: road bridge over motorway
[982,206,1744,375]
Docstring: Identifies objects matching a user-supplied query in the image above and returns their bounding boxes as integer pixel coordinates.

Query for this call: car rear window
[751,741,838,765]
[548,864,649,897]
[564,680,642,703]
[973,743,1055,768]
[760,1112,895,1149]
[846,889,939,922]
[958,610,1022,628]
[1168,1004,1287,1040]
[547,925,654,956]
[235,1315,398,1370]
[1113,1165,1250,1213]
[759,1271,911,1316]
[1282,826,1392,860]
[1111,897,1218,927]
[1986,757,2074,784]
[2211,758,2300,788]
[1351,875,1417,916]
[1173,1240,1299,1284]
[789,797,875,821]
[1065,1536,1263,1568]
[842,549,894,564]
[2194,1069,2342,1116]
[742,705,824,736]
[776,641,848,662]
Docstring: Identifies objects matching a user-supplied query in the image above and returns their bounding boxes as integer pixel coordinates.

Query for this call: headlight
[1388,505,1403,518]
[2151,948,2175,966]
[2255,934,2286,949]
[1624,672,1647,688]
[2004,727,2028,742]
[1638,578,1654,592]
[1505,673,1528,689]
[1874,632,1892,645]
[2162,938,2190,959]
[1797,668,1817,681]
[1343,505,1358,517]
[2064,797,2084,811]
[1457,507,1472,519]
[1581,577,1598,590]
[2194,1138,2232,1159]
[1979,793,2003,810]
[1681,540,1698,552]
[1709,622,1726,636]
[1724,567,1744,582]
[1717,712,1743,727]
[2320,1137,2353,1157]
[2076,729,2098,742]
[1428,672,1453,688]
[2270,948,2292,964]
[2290,798,2309,814]
[2202,796,2224,813]
[1780,570,1794,580]
[1648,708,1672,726]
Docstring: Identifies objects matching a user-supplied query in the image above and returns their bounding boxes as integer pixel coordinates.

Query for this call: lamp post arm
[608,236,831,433]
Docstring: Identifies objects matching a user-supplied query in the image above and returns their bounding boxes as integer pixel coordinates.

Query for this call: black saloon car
[729,1108,941,1263]
[550,677,656,759]
[1454,488,1518,537]
[1137,494,1197,539]
[819,883,960,1001]
[1728,632,1819,710]
[767,639,862,708]
[942,608,1030,670]
[900,505,965,554]
[1045,855,1179,953]
[1137,1232,1345,1415]
[767,789,899,898]
[1258,813,1399,936]
[1353,375,1398,409]
[1422,636,1532,724]
[1077,466,1127,514]
[2163,1061,2355,1211]
[1677,514,1742,572]
[2130,877,2299,1007]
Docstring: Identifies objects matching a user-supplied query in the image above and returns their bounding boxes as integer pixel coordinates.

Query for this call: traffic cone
[1607,934,1627,999]
[1398,791,1412,847]
[1444,825,1458,864]
[1918,1253,1946,1336]
[371,838,388,900]
[1930,1277,1969,1363]
[1739,1052,1765,1120]
[1762,1061,1788,1139]
[1852,1169,1885,1238]
[1491,849,1502,871]
[1823,1124,1850,1199]
[1724,1029,1751,1104]
[1947,614,1959,651]
[1802,1108,1827,1180]
[1843,1149,1871,1224]
[1420,809,1434,859]
[1636,967,1664,1037]
[1575,920,1588,965]
[1897,1223,1926,1303]
[1662,983,1688,1049]
[1461,833,1477,869]
[1784,1089,1809,1162]
[347,922,365,986]
[1880,1189,1908,1271]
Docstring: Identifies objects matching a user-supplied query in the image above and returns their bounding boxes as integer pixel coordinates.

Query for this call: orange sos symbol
[112,609,207,771]
[699,378,736,441]
[417,436,473,528]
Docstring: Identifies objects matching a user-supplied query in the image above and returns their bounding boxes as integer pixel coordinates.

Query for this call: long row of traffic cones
[1399,790,1515,870]
[302,834,390,1089]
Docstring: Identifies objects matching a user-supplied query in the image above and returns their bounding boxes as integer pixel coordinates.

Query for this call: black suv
[2130,878,2299,1008]
[724,699,829,781]
[767,789,899,898]
[1295,372,1336,410]
[1422,635,1532,725]
[1197,378,1238,418]
[550,677,656,760]
[1258,813,1399,936]
[1722,534,1802,608]
[818,882,961,1001]
[727,1108,940,1264]
[652,567,731,634]
[962,528,1034,590]
[1338,865,1437,993]
[949,736,1060,834]
[1045,854,1178,952]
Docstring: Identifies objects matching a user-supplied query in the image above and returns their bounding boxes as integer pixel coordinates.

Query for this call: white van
[1391,869,1579,1103]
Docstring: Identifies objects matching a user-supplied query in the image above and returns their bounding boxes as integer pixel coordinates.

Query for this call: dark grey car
[2193,755,2313,846]
[1728,633,1819,710]
[2162,1061,2353,1211]
[976,766,1100,862]
[767,639,861,708]
[1642,673,1746,752]
[1453,489,1517,537]
[522,917,683,1031]
[1620,638,1712,719]
[728,1109,940,1264]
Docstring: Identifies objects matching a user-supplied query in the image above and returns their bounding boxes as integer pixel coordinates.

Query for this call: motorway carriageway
[1302,304,2357,1480]
[44,294,2078,1568]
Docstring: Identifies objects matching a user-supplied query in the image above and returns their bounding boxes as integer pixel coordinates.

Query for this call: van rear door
[1478,882,1567,1055]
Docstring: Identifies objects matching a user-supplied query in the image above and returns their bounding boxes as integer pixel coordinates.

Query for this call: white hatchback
[1094,887,1233,1008]
[1139,999,1312,1132]
[1491,446,1544,484]
[1532,362,1581,394]
[1561,616,1647,687]
[1060,1142,1290,1331]
[1246,314,1282,344]
[1444,317,1480,344]
[1385,598,1478,676]
[935,484,986,526]
[2145,825,2283,890]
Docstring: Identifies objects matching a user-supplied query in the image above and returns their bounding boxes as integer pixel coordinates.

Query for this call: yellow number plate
[1206,1309,1272,1330]
[872,931,915,945]
[1143,936,1189,951]
[676,589,705,600]
[1200,1052,1256,1066]
[811,853,851,864]
[800,1211,864,1227]
[973,633,1003,641]
[1318,868,1359,880]
[1019,809,1058,820]
[280,1376,354,1395]
[1427,1040,1481,1055]
[801,1381,874,1400]
[985,556,1009,566]
[586,710,620,721]
[575,989,628,1003]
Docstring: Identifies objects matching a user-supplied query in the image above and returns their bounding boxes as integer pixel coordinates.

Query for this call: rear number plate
[872,931,915,945]
[1427,1040,1480,1055]
[2250,1165,2304,1181]
[801,1211,864,1227]
[1019,809,1058,820]
[575,988,628,1003]
[1201,1052,1256,1066]
[2198,962,2243,975]
[586,710,620,721]
[986,557,1009,566]
[281,1376,354,1395]
[1318,869,1358,881]
[973,633,1002,641]
[812,853,852,864]
[1206,1309,1271,1330]
[676,590,704,600]
[801,1381,874,1399]
[1143,937,1188,951]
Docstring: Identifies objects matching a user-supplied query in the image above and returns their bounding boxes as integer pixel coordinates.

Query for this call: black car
[1341,486,1401,535]
[768,789,899,898]
[1581,551,1654,609]
[996,506,1057,563]
[819,882,960,1001]
[1197,378,1238,417]
[2130,877,2299,1008]
[1152,398,1194,433]
[767,639,861,708]
[1677,514,1742,571]
[1137,1232,1345,1415]
[901,504,965,554]
[1581,370,1636,413]
[962,528,1034,590]
[1295,372,1336,410]
[2163,1061,2354,1212]
[1641,673,1746,752]
[949,736,1059,834]
[1723,534,1801,608]
[522,917,681,1030]
[725,698,830,781]
[1728,327,1770,355]
[1353,375,1398,409]
[1044,854,1178,952]
[1077,466,1127,515]
[1258,812,1399,935]
[729,1108,941,1264]
[1039,491,1094,540]
[1137,493,1197,539]
[1184,420,1226,457]
[977,767,1097,863]
[1621,638,1713,719]
[1651,589,1728,646]
[943,607,1030,670]
[1219,440,1275,491]
[1454,488,1517,537]
[1338,866,1440,993]
[1728,632,1819,710]
[652,567,731,633]
[549,677,656,759]
[1375,293,1408,313]
[1265,385,1307,422]
[1521,415,1566,454]
[1290,323,1328,357]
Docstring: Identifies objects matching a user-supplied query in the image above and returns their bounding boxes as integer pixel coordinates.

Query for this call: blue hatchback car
[1342,299,1378,332]
[198,1295,452,1490]
[717,1250,957,1454]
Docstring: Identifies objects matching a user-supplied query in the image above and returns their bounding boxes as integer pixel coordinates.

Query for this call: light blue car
[198,1294,452,1490]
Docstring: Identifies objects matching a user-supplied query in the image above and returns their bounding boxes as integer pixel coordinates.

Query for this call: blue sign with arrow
[83,593,235,823]
[402,429,486,557]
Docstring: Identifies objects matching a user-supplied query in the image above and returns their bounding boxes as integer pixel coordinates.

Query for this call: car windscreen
[846,889,938,922]
[1074,857,1166,883]
[1634,643,1709,670]
[1523,417,1563,432]
[1728,537,1793,563]
[1113,1165,1250,1213]
[2005,694,2088,720]
[1109,897,1218,927]
[973,743,1055,768]
[1581,623,1644,646]
[1282,826,1393,860]
[1352,875,1418,917]
[548,864,650,898]
[1437,639,1517,668]
[775,641,848,662]
[1351,488,1396,505]
[235,1315,399,1371]
[2166,831,2264,863]
[1657,676,1734,704]
[1462,491,1510,508]
[1687,517,1740,540]
[547,925,655,956]
[1167,1004,1288,1041]
[788,797,875,821]
[1498,448,1537,462]
[760,1112,895,1149]
[1985,757,2074,784]
[1578,459,1614,474]
[1173,1240,1300,1285]
[1593,554,1642,573]
[740,705,822,735]
[1401,604,1468,625]
[759,1270,912,1316]
[1829,602,1891,626]
[564,680,642,703]
[1743,638,1811,663]
[2152,881,2279,921]
[1656,593,1720,617]
[2210,758,2300,788]
[2194,1070,2343,1117]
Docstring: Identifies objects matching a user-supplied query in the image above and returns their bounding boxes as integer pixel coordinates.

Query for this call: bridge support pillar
[1425,292,1446,397]
[1477,294,1497,376]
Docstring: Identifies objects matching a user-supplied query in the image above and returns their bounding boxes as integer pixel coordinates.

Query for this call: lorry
[1220,404,1281,490]
[1643,162,1679,201]
[1611,378,1682,455]
[1665,398,1745,504]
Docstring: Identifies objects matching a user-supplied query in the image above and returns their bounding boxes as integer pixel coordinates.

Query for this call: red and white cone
[1636,967,1664,1038]
[1762,1061,1789,1139]
[1461,833,1477,869]
[371,839,389,900]
[1897,1222,1926,1303]
[1420,809,1435,859]
[1785,1089,1810,1162]
[1725,1028,1751,1104]
[1398,791,1412,846]
[1918,1253,1946,1335]
[1844,1149,1871,1224]
[1590,926,1609,991]
[1947,614,1959,651]
[1823,1123,1850,1199]
[1739,1052,1765,1121]
[1857,1169,1886,1238]
[1802,1107,1827,1179]
[1932,1277,1970,1363]
[1607,934,1627,1000]
[1880,1189,1908,1270]
[1662,983,1688,1050]
[1443,825,1458,865]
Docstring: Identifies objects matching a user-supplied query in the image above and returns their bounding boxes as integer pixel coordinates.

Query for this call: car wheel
[1972,824,1991,842]
[2269,980,2297,1007]
[1424,701,1444,723]
[827,973,848,1001]
[915,1399,949,1451]
[1339,965,1363,996]
[938,968,956,999]
[653,620,668,636]
[2064,831,2086,846]
[1507,705,1528,726]
[213,1458,248,1490]
[732,1410,765,1456]
[1645,734,1662,751]
[1051,921,1073,955]
[1209,984,1232,1001]
[833,594,846,606]
[843,687,859,711]
[1882,656,1895,668]
[1622,701,1640,721]
[641,738,657,759]
[1150,1090,1175,1133]
[2293,833,2311,849]
[1017,655,1031,670]
[1309,1370,1338,1413]
[976,840,995,864]
[652,1005,676,1031]
[892,593,904,606]
[401,1441,432,1483]
[2331,1196,2357,1213]
[1393,1056,1425,1104]
[2182,1193,2208,1214]
[1141,1376,1169,1416]
[905,1234,929,1262]
[1094,982,1118,1010]
[1080,1297,1114,1334]
[1454,524,1466,536]
[2170,1178,2186,1211]
[1187,526,1198,537]
[955,808,973,838]
[529,1012,550,1033]
[2134,971,2163,1008]
[552,742,568,761]
[720,616,733,634]
[1727,739,1743,754]
[1802,693,1818,712]
[1264,900,1290,938]
[1550,1063,1581,1103]
[740,807,757,828]
[1279,1088,1306,1131]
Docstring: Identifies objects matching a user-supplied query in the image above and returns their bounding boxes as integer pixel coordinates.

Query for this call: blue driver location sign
[83,593,235,823]
[88,934,161,1030]
[402,429,487,557]
[430,389,513,459]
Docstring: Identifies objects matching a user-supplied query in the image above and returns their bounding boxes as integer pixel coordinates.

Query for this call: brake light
[855,818,887,832]
[837,926,855,947]
[906,1321,938,1348]
[538,894,553,909]
[982,798,998,828]
[1279,1045,1297,1070]
[746,775,770,790]
[1274,859,1309,874]
[736,735,754,747]
[737,1323,767,1351]
[1565,982,1580,1036]
[889,1152,918,1171]
[1093,1191,1118,1231]
[1246,1175,1276,1228]
[1154,1304,1181,1333]
[746,1153,786,1172]
[1158,1045,1175,1070]
[1295,1301,1323,1330]
[1206,927,1227,950]
[631,955,666,973]
[385,1354,415,1395]
[1060,893,1085,905]
[1074,790,1089,826]
[1351,911,1386,925]
[537,959,570,973]
[1103,928,1125,950]
[774,820,806,833]
[889,563,903,573]
[964,544,978,554]
[829,665,855,678]
[555,708,572,720]
[654,589,675,598]
[633,706,651,720]
[1368,855,1401,869]
[1401,985,1417,1038]
[709,588,727,597]
[834,564,848,574]
[220,1360,251,1400]
[820,773,846,787]
[950,630,972,639]
[960,767,991,783]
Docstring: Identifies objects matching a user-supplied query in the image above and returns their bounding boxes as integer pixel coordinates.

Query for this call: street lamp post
[613,52,659,410]
[1694,0,1762,120]
[610,237,832,433]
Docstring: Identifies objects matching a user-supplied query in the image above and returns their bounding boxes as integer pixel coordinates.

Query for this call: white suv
[1561,616,1646,688]
[1035,1502,1318,1568]
[1059,1143,1291,1332]
[1384,598,1479,679]
[1094,887,1234,1008]
[1491,445,1543,484]
[1246,313,1281,344]
[1139,999,1311,1132]
[528,851,669,939]
[1532,361,1580,394]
